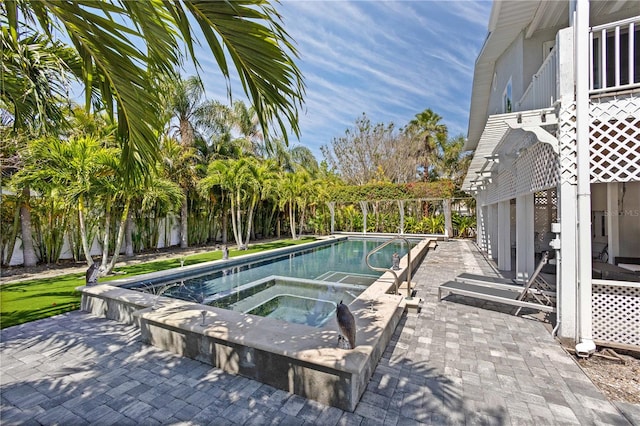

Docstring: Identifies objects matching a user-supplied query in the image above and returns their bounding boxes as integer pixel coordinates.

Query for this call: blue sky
[184,1,493,160]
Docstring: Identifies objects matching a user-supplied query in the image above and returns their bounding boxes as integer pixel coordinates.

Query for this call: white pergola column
[359,201,368,234]
[606,183,619,263]
[398,200,405,234]
[497,200,511,270]
[443,198,453,240]
[327,202,336,234]
[476,192,487,251]
[487,204,498,260]
[516,194,535,280]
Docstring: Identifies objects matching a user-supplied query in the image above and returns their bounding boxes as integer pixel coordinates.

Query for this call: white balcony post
[556,26,578,341]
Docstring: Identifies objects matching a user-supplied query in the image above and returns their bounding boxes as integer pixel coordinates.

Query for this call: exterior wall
[522,28,562,90]
[489,35,524,115]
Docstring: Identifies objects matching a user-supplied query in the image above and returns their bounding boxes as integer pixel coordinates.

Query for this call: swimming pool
[126,238,413,327]
[80,234,436,411]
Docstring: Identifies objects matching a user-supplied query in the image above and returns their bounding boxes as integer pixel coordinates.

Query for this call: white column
[487,204,498,260]
[606,183,619,264]
[556,26,578,342]
[359,201,368,234]
[497,200,511,270]
[516,194,535,280]
[476,192,486,250]
[327,202,336,234]
[398,200,405,234]
[573,0,595,354]
[558,181,578,340]
[443,199,453,240]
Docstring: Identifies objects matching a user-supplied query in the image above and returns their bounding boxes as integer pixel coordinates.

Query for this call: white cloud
[188,0,491,159]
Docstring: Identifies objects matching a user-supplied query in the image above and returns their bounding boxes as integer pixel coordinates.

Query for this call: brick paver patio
[1,240,638,425]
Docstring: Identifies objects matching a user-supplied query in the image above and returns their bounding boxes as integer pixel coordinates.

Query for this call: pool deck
[2,239,639,425]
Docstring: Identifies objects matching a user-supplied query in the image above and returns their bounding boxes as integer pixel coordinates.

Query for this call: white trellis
[590,96,640,183]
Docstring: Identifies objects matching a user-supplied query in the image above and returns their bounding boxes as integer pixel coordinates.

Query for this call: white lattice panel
[486,170,515,205]
[515,142,559,195]
[590,96,640,183]
[592,282,640,347]
[485,180,500,205]
[558,102,578,185]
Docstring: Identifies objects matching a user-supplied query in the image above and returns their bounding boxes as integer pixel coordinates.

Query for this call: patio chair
[438,251,556,314]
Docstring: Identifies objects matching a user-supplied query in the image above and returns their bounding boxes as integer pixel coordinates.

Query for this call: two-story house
[462,0,639,354]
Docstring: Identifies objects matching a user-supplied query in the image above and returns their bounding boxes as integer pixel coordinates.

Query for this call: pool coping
[79,236,436,411]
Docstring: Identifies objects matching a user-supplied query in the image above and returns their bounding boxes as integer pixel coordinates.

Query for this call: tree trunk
[221,209,228,244]
[289,202,297,240]
[106,198,130,274]
[3,203,21,266]
[125,209,134,257]
[180,190,188,248]
[229,198,242,248]
[100,198,112,269]
[298,204,305,237]
[78,196,94,266]
[19,187,37,267]
[244,197,257,247]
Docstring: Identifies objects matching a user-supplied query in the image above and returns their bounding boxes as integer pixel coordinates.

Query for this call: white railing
[590,16,640,94]
[516,46,558,111]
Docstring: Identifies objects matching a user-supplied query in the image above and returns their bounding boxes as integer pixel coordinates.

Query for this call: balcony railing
[590,16,640,94]
[516,46,558,111]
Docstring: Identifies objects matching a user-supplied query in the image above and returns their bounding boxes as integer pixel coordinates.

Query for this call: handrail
[365,236,413,299]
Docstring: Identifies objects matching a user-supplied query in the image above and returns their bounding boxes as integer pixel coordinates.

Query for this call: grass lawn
[0,238,316,329]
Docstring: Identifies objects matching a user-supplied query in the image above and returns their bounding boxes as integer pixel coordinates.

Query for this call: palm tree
[199,158,255,249]
[276,169,310,240]
[232,101,264,156]
[407,109,448,181]
[6,1,305,180]
[162,77,205,250]
[13,135,117,266]
[431,135,472,187]
[1,30,80,266]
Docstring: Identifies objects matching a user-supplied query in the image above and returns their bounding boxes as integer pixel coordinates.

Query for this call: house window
[502,78,512,113]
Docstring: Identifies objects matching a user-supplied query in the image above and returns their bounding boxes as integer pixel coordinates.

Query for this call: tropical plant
[0,194,19,266]
[453,214,476,238]
[276,169,310,240]
[1,27,80,266]
[199,157,258,249]
[421,215,445,234]
[5,0,305,181]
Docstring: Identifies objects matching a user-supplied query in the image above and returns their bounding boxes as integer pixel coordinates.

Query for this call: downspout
[572,0,596,357]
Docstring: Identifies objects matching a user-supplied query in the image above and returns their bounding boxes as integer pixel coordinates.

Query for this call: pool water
[247,295,336,327]
[133,238,412,326]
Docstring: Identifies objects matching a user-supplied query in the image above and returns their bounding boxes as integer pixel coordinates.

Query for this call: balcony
[516,46,558,112]
[590,16,640,95]
[515,16,639,112]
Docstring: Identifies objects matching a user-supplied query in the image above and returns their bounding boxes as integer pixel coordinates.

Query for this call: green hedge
[328,180,455,202]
